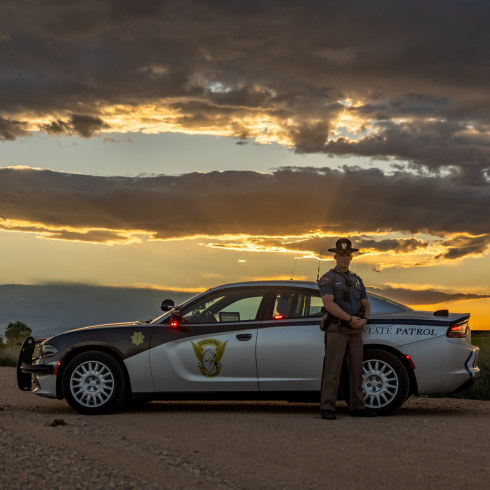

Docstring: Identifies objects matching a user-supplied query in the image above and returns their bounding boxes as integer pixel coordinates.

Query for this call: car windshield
[151,291,208,323]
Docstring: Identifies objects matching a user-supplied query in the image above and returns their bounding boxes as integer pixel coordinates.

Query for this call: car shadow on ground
[21,397,475,418]
[115,398,471,418]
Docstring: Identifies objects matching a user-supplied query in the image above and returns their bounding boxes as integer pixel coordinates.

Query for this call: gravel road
[1,367,489,489]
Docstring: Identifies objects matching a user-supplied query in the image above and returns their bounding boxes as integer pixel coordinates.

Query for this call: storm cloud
[0,117,31,141]
[0,165,489,263]
[40,114,111,138]
[205,236,433,257]
[2,1,490,167]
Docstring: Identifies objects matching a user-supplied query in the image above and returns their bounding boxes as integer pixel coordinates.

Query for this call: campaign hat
[328,238,359,253]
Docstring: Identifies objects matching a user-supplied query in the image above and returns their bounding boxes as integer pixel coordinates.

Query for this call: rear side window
[272,289,323,319]
[368,293,412,315]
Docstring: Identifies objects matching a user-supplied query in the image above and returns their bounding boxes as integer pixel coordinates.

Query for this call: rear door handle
[236,334,252,341]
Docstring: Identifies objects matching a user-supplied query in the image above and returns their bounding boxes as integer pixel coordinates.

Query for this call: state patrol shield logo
[191,338,228,378]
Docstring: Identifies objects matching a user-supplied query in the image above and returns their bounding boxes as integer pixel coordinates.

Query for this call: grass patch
[0,343,20,367]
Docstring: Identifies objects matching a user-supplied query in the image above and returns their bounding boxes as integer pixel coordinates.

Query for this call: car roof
[209,280,318,291]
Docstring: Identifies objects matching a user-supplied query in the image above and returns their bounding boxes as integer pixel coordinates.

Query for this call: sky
[1,0,490,335]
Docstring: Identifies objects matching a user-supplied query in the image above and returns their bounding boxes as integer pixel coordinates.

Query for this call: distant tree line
[2,321,32,345]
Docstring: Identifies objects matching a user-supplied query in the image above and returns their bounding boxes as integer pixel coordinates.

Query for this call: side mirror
[161,299,175,312]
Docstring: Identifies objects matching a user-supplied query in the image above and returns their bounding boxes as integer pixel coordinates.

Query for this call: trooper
[317,238,377,420]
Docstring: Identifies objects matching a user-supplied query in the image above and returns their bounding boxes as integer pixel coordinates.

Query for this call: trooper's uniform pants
[320,322,366,411]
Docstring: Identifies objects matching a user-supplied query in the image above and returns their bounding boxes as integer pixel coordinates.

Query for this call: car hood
[65,321,147,333]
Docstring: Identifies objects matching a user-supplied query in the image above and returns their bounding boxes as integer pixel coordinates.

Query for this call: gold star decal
[131,331,145,346]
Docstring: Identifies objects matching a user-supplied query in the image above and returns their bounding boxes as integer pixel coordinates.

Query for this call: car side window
[272,289,323,319]
[181,289,266,324]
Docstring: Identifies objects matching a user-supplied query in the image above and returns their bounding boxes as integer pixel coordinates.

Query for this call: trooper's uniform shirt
[318,266,368,317]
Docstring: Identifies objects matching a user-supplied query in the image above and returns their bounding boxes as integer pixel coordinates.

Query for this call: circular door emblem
[202,348,218,374]
[191,338,228,378]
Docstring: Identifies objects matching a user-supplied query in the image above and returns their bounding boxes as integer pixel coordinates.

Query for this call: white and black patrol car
[18,280,480,416]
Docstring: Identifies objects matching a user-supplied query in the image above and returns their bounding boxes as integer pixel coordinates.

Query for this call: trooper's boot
[320,409,336,420]
[350,408,377,417]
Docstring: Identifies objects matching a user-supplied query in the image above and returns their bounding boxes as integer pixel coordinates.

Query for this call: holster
[359,304,366,319]
[319,307,335,331]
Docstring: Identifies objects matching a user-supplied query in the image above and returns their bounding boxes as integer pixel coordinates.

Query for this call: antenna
[290,242,301,280]
[316,250,322,281]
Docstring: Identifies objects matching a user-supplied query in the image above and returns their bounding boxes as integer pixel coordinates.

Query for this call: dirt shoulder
[1,367,489,490]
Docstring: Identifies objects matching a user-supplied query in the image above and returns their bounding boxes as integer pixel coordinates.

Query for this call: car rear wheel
[62,351,127,415]
[341,349,410,416]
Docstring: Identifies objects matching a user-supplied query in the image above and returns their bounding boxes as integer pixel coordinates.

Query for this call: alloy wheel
[69,361,114,408]
[362,360,399,408]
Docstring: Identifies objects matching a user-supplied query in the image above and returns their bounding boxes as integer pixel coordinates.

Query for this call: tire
[62,350,127,415]
[341,349,410,416]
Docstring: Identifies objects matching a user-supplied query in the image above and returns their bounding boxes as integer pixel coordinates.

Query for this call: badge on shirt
[321,276,329,285]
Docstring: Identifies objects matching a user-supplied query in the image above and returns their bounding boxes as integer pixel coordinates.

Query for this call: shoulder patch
[321,276,329,285]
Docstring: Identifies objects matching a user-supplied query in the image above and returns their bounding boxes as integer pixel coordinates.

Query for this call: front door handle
[236,334,252,341]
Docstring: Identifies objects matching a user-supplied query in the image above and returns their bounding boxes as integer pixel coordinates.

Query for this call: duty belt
[330,317,356,327]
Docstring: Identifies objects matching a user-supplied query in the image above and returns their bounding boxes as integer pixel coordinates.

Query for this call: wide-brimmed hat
[328,238,359,253]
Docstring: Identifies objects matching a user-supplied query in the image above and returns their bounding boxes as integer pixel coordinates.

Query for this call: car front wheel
[341,349,410,416]
[62,350,127,415]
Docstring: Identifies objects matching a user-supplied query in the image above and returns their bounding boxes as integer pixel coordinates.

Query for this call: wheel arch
[363,343,418,396]
[55,344,132,399]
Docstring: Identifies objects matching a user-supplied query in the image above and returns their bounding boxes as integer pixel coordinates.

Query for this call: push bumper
[17,336,51,391]
[20,363,54,375]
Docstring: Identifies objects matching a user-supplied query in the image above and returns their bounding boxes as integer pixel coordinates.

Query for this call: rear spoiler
[449,314,470,326]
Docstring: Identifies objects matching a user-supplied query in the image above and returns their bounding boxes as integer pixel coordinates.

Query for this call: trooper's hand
[349,316,362,328]
[358,318,368,328]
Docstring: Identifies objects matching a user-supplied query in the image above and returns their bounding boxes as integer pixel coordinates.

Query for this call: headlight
[39,344,58,358]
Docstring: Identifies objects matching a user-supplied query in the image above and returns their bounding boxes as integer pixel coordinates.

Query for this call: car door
[150,287,269,392]
[256,287,325,391]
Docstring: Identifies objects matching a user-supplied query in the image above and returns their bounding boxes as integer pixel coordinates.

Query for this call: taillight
[170,320,179,331]
[447,323,468,338]
[273,315,283,320]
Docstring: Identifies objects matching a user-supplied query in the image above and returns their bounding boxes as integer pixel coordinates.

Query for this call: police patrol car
[18,280,480,416]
